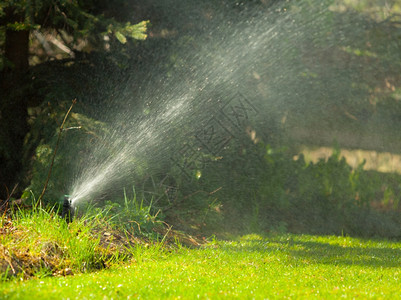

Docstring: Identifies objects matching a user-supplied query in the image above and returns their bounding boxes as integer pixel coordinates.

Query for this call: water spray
[62,195,74,223]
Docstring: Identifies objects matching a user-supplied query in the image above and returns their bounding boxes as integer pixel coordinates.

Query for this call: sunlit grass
[2,234,401,299]
[1,209,101,278]
[297,146,401,174]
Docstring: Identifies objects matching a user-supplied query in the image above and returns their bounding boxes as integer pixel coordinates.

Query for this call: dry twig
[37,99,77,206]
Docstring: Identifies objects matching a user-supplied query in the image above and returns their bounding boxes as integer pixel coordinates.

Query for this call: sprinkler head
[62,195,74,223]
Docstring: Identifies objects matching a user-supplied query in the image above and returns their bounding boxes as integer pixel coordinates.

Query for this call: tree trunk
[5,29,30,72]
[0,7,30,200]
[0,71,30,200]
[3,6,30,73]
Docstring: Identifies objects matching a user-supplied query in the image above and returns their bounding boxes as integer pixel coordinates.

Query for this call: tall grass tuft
[1,204,107,280]
[91,188,162,239]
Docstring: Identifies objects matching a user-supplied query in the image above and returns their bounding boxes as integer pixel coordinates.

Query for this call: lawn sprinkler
[62,195,74,223]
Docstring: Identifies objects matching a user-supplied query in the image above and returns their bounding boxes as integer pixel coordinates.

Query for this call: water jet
[29,0,401,238]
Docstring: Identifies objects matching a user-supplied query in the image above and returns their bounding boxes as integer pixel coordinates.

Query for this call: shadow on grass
[219,235,401,268]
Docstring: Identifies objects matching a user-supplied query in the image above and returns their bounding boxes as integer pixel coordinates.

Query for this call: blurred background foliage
[2,0,401,238]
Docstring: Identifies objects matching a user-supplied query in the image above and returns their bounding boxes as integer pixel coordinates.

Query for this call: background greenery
[1,0,401,238]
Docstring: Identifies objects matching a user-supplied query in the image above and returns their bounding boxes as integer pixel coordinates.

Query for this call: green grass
[0,191,164,280]
[0,203,148,280]
[2,233,401,299]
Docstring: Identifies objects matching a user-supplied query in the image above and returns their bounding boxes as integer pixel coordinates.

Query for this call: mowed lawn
[2,234,401,299]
